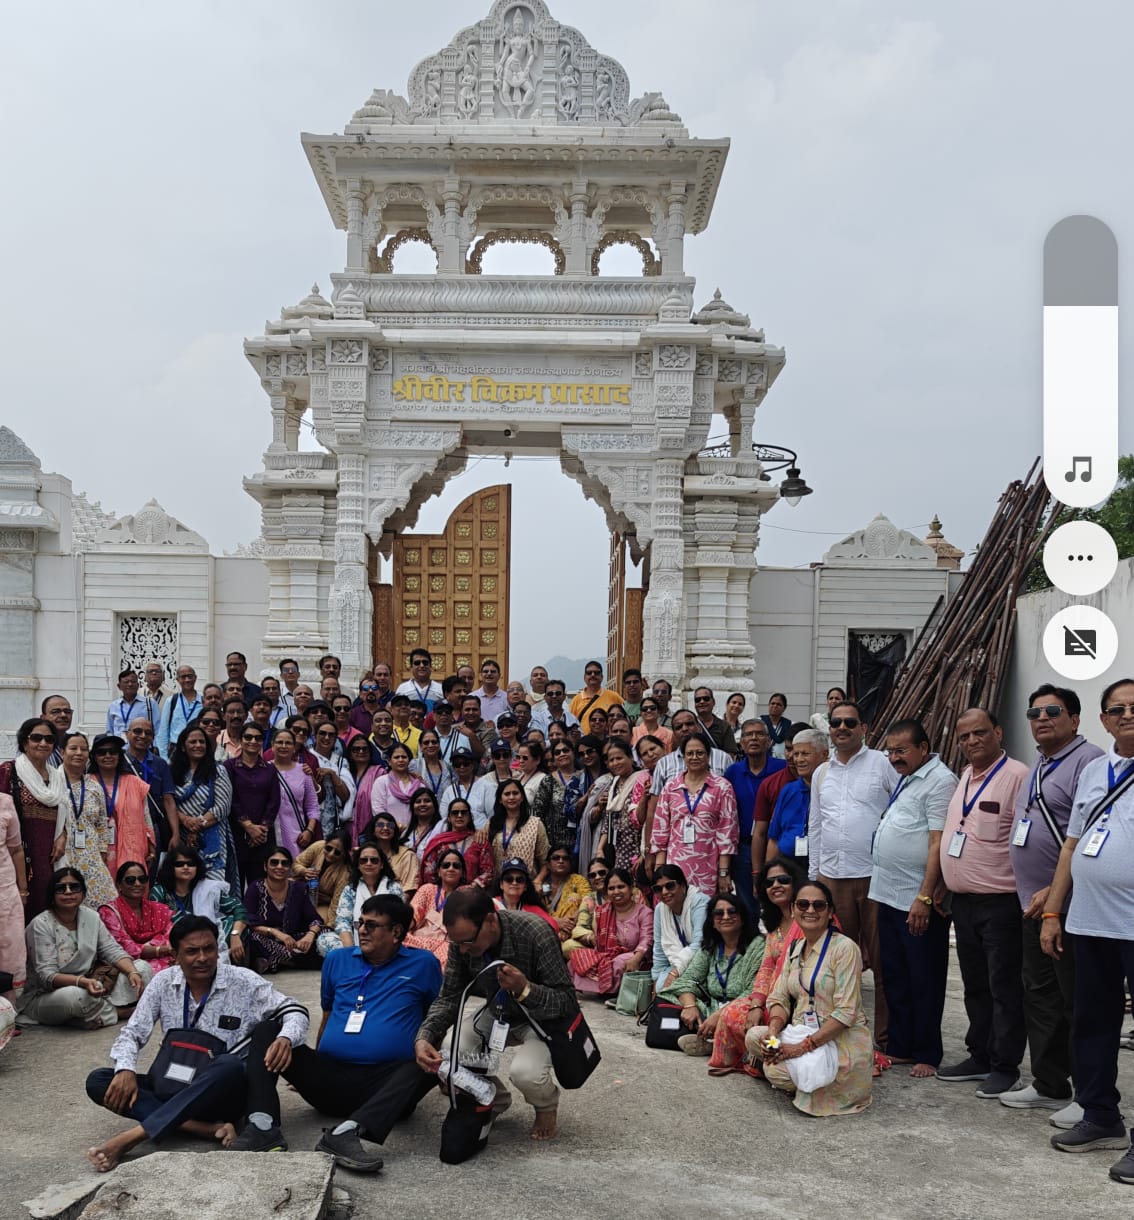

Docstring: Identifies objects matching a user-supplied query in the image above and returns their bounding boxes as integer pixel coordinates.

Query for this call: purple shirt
[1009,734,1105,910]
[224,757,281,831]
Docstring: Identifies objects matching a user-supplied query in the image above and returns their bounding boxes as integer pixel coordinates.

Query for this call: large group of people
[1,652,1132,1189]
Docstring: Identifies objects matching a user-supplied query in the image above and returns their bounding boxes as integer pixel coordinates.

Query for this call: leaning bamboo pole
[866,462,1058,773]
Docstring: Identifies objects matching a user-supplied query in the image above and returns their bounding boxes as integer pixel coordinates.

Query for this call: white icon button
[1043,521,1119,596]
[1042,605,1119,681]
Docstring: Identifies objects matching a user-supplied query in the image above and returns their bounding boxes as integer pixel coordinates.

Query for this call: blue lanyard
[886,776,909,808]
[501,824,517,851]
[682,786,707,818]
[119,699,140,726]
[961,755,1007,821]
[68,779,86,820]
[354,965,376,1011]
[434,886,448,912]
[425,766,444,795]
[1101,760,1134,822]
[801,928,833,1006]
[99,774,120,820]
[672,908,688,946]
[178,694,200,723]
[714,948,738,992]
[183,985,211,1028]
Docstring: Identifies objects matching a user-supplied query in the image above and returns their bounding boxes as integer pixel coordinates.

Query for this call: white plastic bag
[781,1022,838,1092]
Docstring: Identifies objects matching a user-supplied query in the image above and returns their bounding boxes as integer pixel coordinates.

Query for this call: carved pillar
[268,391,290,453]
[567,178,589,275]
[440,177,463,274]
[346,179,365,272]
[328,451,370,672]
[664,182,687,275]
[640,457,685,693]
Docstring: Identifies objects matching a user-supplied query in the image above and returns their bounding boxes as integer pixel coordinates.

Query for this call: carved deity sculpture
[595,68,614,120]
[495,8,537,117]
[458,45,480,119]
[423,67,442,115]
[557,45,580,119]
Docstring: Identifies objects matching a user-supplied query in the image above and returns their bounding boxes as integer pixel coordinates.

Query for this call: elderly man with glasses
[1001,684,1104,1125]
[123,718,180,856]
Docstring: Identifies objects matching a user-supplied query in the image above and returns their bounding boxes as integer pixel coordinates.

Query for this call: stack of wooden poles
[866,460,1057,773]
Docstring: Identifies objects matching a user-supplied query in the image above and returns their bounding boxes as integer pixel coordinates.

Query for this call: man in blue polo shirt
[237,894,441,1171]
[724,719,786,918]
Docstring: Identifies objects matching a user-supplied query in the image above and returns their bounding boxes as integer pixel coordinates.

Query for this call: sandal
[872,1051,893,1078]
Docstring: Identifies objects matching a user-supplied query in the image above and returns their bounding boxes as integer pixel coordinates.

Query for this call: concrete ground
[5,956,1133,1220]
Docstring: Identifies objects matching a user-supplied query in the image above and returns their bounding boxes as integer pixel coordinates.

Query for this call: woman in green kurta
[662,892,765,1056]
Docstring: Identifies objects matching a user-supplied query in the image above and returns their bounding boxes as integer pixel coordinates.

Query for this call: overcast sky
[2,1,1131,678]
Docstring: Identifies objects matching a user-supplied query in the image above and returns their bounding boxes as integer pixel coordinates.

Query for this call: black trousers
[86,1055,246,1142]
[1071,932,1134,1128]
[877,901,950,1067]
[244,1021,436,1141]
[1021,914,1075,1099]
[951,892,1025,1074]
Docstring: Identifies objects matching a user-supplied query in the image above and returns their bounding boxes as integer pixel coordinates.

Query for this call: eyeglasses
[549,855,571,863]
[1026,704,1065,720]
[446,920,486,949]
[121,875,148,885]
[712,908,739,920]
[1104,704,1134,718]
[765,875,792,887]
[829,717,859,729]
[653,880,678,894]
[47,707,73,717]
[373,821,396,832]
[129,728,154,737]
[27,733,55,744]
[438,861,464,870]
[794,899,830,912]
[55,882,83,893]
[353,919,391,933]
[580,747,597,756]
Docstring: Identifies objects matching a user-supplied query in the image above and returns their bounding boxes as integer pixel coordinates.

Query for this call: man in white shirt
[808,699,897,1050]
[278,659,301,716]
[530,680,580,733]
[394,648,443,710]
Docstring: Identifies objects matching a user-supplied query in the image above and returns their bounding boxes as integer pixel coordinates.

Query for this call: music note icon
[1064,456,1093,483]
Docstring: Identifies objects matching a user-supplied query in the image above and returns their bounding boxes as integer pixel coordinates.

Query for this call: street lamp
[697,439,814,507]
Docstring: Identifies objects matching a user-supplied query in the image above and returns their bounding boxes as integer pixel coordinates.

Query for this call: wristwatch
[916,894,933,906]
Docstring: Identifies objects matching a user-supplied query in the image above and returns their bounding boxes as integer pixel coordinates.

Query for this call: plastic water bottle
[307,875,319,900]
[438,1061,496,1106]
[458,1048,500,1074]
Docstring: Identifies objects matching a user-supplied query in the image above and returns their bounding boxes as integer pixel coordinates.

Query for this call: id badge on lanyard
[74,825,88,850]
[1012,819,1031,847]
[1081,827,1110,857]
[947,830,966,857]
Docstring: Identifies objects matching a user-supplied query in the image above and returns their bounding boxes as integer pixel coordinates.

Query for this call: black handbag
[149,1026,229,1099]
[520,1000,601,1089]
[439,1093,496,1165]
[638,1000,685,1050]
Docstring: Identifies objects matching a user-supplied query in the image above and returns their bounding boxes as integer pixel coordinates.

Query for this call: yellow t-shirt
[568,687,624,734]
[392,724,422,757]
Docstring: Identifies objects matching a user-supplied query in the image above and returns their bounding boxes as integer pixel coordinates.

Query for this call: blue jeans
[85,1054,247,1142]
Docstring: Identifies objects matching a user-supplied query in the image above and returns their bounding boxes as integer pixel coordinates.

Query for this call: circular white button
[1042,605,1119,680]
[1043,521,1119,596]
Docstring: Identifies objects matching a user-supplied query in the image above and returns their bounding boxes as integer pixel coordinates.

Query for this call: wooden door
[607,532,643,681]
[388,485,511,676]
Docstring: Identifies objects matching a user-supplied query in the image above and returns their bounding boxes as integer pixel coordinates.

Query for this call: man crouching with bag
[414,887,590,1142]
[85,915,308,1170]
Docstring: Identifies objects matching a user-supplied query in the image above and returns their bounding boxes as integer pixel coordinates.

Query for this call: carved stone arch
[374,228,439,274]
[591,188,667,252]
[364,185,444,269]
[460,185,571,250]
[467,230,566,275]
[591,230,660,276]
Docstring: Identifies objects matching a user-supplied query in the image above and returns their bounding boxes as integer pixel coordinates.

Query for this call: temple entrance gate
[243,0,797,710]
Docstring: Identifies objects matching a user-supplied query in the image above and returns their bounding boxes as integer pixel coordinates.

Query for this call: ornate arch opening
[591,231,660,277]
[466,230,566,275]
[372,228,439,274]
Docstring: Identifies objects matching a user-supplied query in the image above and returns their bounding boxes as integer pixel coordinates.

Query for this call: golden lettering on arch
[396,373,630,407]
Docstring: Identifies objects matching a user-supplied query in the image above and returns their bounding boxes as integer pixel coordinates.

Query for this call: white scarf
[659,897,698,976]
[351,877,396,923]
[15,753,68,808]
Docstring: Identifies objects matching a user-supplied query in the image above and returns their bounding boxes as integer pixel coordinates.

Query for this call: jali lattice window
[118,615,179,683]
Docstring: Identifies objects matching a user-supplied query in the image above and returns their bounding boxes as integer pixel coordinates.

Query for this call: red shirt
[754,767,795,825]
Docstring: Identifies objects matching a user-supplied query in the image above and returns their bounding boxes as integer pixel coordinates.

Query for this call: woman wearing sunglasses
[532,739,582,855]
[709,858,807,1076]
[18,868,148,1029]
[99,860,175,974]
[244,847,323,973]
[0,718,66,919]
[331,841,405,950]
[52,732,117,910]
[749,879,873,1116]
[491,856,560,930]
[632,701,673,754]
[544,847,592,942]
[567,865,651,994]
[560,857,610,957]
[88,734,156,882]
[651,864,710,990]
[150,845,248,964]
[404,847,467,967]
[418,799,493,888]
[660,893,764,1060]
[292,829,353,956]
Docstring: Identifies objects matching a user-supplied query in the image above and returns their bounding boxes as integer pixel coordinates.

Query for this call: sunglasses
[653,880,678,894]
[360,685,379,693]
[765,875,792,887]
[588,869,608,879]
[353,919,390,933]
[267,858,290,868]
[549,855,571,863]
[640,704,658,713]
[1104,704,1134,718]
[1026,704,1065,720]
[241,733,263,742]
[693,696,712,704]
[174,861,197,868]
[94,747,120,756]
[502,874,527,884]
[27,733,55,744]
[55,882,83,893]
[828,717,859,729]
[438,861,463,870]
[121,874,148,885]
[201,719,222,727]
[712,908,739,919]
[359,855,384,864]
[794,899,830,912]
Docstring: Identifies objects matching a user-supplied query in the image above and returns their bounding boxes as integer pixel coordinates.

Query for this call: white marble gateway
[243,0,792,711]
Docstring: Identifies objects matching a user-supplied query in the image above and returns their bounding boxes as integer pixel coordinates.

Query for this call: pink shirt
[650,772,739,897]
[939,752,1029,895]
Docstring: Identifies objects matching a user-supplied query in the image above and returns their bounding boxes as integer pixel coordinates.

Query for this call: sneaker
[976,1070,1020,1099]
[936,1057,990,1083]
[315,1128,384,1173]
[229,1122,288,1153]
[999,1082,1068,1110]
[678,1033,711,1057]
[1109,1142,1134,1185]
[1051,1119,1130,1153]
[1050,1101,1085,1129]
